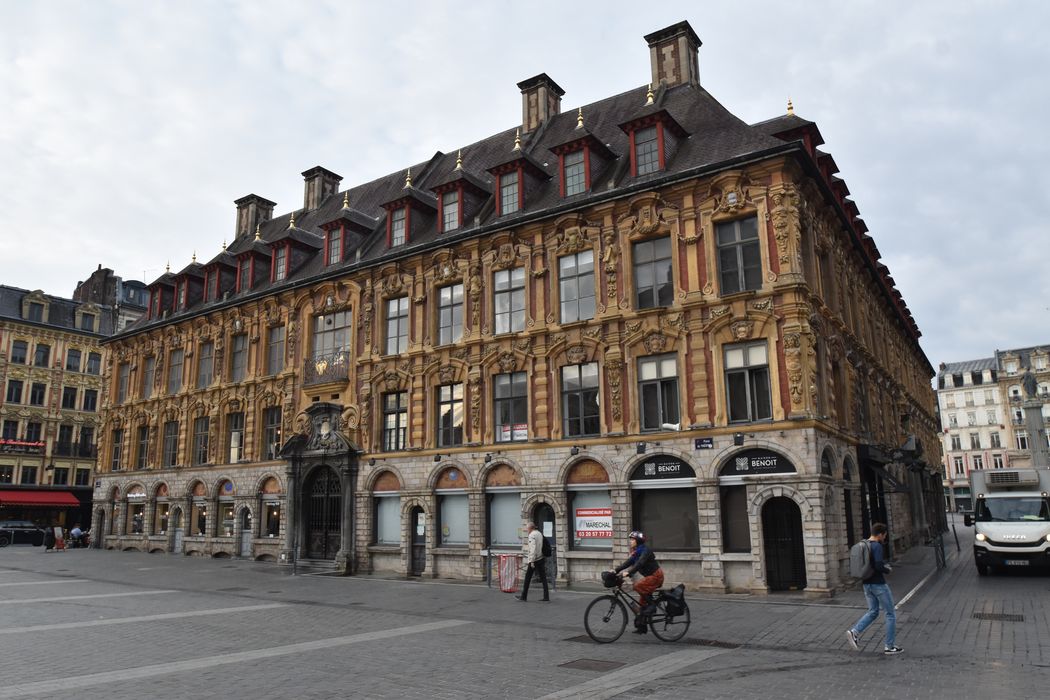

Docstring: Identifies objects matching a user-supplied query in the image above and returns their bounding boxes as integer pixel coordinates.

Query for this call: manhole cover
[217,586,248,592]
[972,612,1024,622]
[559,659,625,672]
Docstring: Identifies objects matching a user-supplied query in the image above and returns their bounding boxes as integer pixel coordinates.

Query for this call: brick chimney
[302,166,342,210]
[644,21,702,89]
[517,73,565,133]
[234,194,276,239]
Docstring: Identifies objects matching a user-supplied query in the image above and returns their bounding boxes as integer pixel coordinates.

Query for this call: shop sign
[631,456,696,480]
[0,438,45,454]
[575,507,612,538]
[694,437,714,450]
[723,449,796,476]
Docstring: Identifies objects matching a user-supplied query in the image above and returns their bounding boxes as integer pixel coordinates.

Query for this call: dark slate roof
[205,248,238,268]
[0,285,115,336]
[937,357,996,378]
[995,345,1050,369]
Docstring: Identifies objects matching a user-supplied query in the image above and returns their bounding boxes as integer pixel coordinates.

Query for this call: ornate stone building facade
[94,21,941,595]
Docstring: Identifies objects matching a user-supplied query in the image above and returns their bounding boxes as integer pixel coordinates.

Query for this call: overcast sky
[1,1,1046,369]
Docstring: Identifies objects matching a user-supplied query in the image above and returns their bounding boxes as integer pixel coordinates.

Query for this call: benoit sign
[631,455,696,480]
[722,449,796,476]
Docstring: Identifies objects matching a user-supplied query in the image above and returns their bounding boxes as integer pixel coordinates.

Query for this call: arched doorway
[304,466,341,560]
[239,508,253,558]
[409,506,426,576]
[762,497,806,591]
[532,502,556,587]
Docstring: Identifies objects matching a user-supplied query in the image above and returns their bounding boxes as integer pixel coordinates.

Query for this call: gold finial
[254,223,261,240]
[645,83,654,106]
[342,191,350,209]
[787,97,794,115]
[403,168,412,189]
[512,128,521,152]
[222,239,227,250]
[576,107,584,129]
[455,149,463,170]
[289,212,296,228]
[165,261,170,273]
[192,251,197,263]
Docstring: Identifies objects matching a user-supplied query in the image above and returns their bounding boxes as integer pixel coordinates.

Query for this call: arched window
[435,467,469,546]
[630,455,698,551]
[189,481,208,536]
[485,465,521,549]
[566,460,611,550]
[216,480,235,537]
[372,471,401,545]
[126,485,146,534]
[260,477,282,538]
[153,483,170,535]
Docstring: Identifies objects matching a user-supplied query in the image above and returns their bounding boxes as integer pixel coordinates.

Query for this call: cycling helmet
[628,530,645,543]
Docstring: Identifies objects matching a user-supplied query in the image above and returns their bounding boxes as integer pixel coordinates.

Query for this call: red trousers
[633,568,664,607]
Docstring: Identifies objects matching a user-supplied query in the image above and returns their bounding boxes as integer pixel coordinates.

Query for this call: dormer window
[326,229,342,266]
[238,258,252,292]
[177,282,187,309]
[273,246,288,281]
[390,208,407,247]
[441,190,460,232]
[563,150,586,196]
[620,110,686,178]
[79,313,96,332]
[499,171,520,215]
[634,126,660,175]
[26,302,43,322]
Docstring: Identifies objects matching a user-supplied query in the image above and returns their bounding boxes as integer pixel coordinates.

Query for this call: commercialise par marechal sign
[723,448,797,476]
[632,456,696,480]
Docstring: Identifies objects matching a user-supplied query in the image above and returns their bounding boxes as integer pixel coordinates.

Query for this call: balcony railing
[304,350,350,386]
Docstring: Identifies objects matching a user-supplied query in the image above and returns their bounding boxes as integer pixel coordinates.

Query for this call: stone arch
[187,480,208,498]
[214,477,236,499]
[618,446,699,483]
[400,496,431,518]
[367,469,403,492]
[480,460,524,488]
[521,491,567,524]
[819,446,835,477]
[557,456,612,485]
[253,472,284,494]
[747,485,814,522]
[842,455,856,482]
[427,462,473,490]
[122,482,147,498]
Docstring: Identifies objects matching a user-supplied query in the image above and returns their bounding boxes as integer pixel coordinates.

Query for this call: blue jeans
[852,583,896,647]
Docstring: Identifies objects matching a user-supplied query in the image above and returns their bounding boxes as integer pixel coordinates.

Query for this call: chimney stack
[517,73,565,134]
[302,166,342,210]
[234,194,276,239]
[644,21,702,89]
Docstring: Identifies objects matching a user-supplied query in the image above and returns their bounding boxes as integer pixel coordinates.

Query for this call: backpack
[849,540,874,579]
[541,536,552,557]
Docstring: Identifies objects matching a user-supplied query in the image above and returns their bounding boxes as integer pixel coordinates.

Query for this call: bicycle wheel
[649,598,690,642]
[584,594,628,643]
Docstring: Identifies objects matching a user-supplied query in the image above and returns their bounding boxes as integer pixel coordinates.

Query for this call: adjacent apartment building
[937,345,1050,511]
[94,21,941,595]
[0,286,110,526]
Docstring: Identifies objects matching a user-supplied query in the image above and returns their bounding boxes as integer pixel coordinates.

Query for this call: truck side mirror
[963,514,972,527]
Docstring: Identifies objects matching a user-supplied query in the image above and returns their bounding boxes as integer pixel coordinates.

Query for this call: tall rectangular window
[972,454,984,470]
[263,406,282,460]
[969,433,981,450]
[953,456,964,476]
[386,297,409,355]
[634,126,660,175]
[562,363,600,437]
[10,341,27,364]
[74,468,90,486]
[80,313,96,331]
[990,432,1001,448]
[438,283,464,345]
[720,485,751,553]
[1016,431,1029,450]
[136,426,149,469]
[29,383,45,406]
[312,310,352,361]
[5,380,22,404]
[78,426,93,457]
[563,150,586,196]
[34,343,50,367]
[633,237,673,309]
[382,392,407,452]
[111,429,124,470]
[390,208,406,247]
[716,217,762,295]
[993,454,1004,469]
[27,302,44,322]
[437,383,464,447]
[267,326,285,375]
[274,246,288,281]
[117,362,130,403]
[168,349,184,394]
[638,354,680,430]
[192,416,210,465]
[2,420,18,440]
[950,434,961,451]
[61,387,77,410]
[442,190,459,232]
[494,372,528,442]
[64,347,79,371]
[82,389,98,412]
[493,267,525,334]
[230,334,248,382]
[86,352,101,375]
[20,465,37,484]
[239,258,251,291]
[197,342,214,388]
[725,342,771,423]
[0,465,12,483]
[24,421,42,442]
[162,421,179,466]
[559,250,595,323]
[141,356,155,399]
[56,425,73,454]
[52,467,69,486]
[500,171,519,215]
[227,412,244,463]
[327,229,342,265]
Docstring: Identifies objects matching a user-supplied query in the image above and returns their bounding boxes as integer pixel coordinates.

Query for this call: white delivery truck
[964,468,1050,575]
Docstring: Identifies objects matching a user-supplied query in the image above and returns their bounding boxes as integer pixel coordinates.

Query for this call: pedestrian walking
[846,522,903,655]
[515,521,549,602]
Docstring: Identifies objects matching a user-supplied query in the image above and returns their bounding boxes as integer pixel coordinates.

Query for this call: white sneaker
[846,629,859,650]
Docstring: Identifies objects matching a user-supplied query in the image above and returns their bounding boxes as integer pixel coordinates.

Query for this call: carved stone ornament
[497,351,517,373]
[438,364,457,384]
[384,370,401,393]
[294,412,311,436]
[751,298,774,312]
[469,375,482,432]
[643,332,668,354]
[769,184,802,268]
[605,358,624,422]
[434,258,459,284]
[381,272,403,295]
[494,242,518,270]
[514,337,533,354]
[617,195,676,238]
[625,321,643,335]
[710,305,731,319]
[566,344,588,364]
[661,313,685,332]
[556,226,591,256]
[730,320,754,340]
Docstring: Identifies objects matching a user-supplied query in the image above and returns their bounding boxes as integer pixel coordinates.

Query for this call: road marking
[0,602,288,635]
[896,566,939,609]
[0,580,85,587]
[0,618,471,697]
[0,590,174,605]
[538,647,730,699]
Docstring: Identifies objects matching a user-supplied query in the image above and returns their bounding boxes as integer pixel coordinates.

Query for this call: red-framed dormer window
[325,228,343,266]
[497,169,521,216]
[272,245,288,282]
[441,189,460,233]
[560,148,588,197]
[176,281,187,310]
[237,257,252,292]
[202,270,212,302]
[388,206,408,247]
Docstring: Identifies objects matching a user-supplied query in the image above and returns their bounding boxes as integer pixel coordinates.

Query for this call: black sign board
[631,455,696,481]
[694,437,714,450]
[720,449,796,477]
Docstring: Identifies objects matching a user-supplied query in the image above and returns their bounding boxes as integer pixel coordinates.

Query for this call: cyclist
[610,530,664,634]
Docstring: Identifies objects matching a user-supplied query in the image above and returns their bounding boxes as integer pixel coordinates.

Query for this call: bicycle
[584,572,691,643]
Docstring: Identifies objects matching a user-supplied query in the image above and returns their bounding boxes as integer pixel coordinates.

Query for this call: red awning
[0,490,81,507]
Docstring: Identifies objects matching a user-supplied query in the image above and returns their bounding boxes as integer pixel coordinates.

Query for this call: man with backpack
[846,522,902,655]
[515,521,550,602]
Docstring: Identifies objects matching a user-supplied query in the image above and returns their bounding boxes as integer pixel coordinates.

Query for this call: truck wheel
[976,563,989,576]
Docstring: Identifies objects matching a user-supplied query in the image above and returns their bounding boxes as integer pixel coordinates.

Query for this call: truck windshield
[976,497,1050,522]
